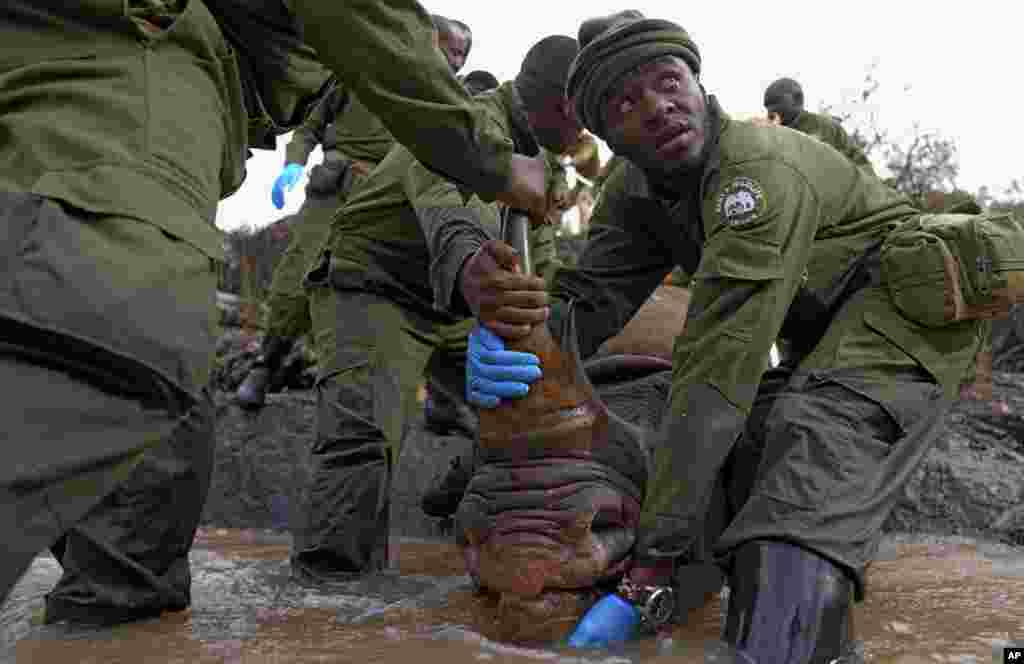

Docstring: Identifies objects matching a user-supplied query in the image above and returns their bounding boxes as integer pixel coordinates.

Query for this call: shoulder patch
[716,176,766,227]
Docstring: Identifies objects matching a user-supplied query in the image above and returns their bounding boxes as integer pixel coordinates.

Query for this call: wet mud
[4,530,1023,663]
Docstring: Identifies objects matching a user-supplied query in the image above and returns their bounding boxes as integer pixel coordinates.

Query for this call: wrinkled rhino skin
[598,285,690,361]
[459,291,690,642]
[460,367,672,643]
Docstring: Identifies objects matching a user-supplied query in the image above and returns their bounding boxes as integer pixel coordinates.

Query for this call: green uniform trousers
[263,170,367,339]
[0,196,217,611]
[292,285,473,575]
[671,287,966,599]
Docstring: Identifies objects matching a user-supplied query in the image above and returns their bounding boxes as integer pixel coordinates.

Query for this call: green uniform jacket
[323,82,559,319]
[292,0,519,200]
[0,0,330,393]
[1,0,332,257]
[285,83,395,167]
[789,110,875,175]
[548,97,980,413]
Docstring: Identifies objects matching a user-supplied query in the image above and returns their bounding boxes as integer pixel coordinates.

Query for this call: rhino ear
[565,299,650,482]
[563,299,594,394]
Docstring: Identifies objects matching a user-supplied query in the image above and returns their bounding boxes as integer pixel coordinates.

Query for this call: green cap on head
[515,35,580,111]
[567,14,701,136]
[577,9,646,48]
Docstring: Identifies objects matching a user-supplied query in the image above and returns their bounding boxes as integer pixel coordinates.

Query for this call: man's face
[601,57,708,179]
[526,97,585,156]
[438,27,470,73]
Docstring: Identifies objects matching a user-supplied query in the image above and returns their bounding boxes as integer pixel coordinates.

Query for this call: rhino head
[456,288,687,642]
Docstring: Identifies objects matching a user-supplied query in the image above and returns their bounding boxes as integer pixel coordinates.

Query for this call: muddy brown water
[5,530,1024,663]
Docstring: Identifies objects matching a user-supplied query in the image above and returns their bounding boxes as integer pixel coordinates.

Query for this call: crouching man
[291,35,583,583]
[467,11,989,662]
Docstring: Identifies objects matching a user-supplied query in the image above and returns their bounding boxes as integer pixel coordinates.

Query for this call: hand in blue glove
[567,593,641,649]
[271,163,304,209]
[466,324,541,409]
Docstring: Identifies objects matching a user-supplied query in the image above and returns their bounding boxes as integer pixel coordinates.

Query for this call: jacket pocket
[882,212,1024,326]
[756,369,939,510]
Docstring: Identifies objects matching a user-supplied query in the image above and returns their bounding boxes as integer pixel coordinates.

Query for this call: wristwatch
[617,576,677,629]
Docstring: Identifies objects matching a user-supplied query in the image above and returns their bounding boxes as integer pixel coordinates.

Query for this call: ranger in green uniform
[236,14,473,410]
[0,0,333,622]
[292,35,583,582]
[467,14,986,660]
[764,77,876,175]
[0,0,556,618]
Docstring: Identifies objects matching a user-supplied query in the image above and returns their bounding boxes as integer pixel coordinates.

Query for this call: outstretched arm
[291,0,546,215]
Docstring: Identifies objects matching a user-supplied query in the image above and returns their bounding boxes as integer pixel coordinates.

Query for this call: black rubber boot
[235,335,294,410]
[720,540,864,664]
[420,456,472,518]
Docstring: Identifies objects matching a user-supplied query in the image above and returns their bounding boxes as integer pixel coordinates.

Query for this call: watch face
[644,588,676,626]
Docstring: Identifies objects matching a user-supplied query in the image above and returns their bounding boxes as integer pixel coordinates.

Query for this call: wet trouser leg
[665,364,794,616]
[294,287,446,578]
[0,198,219,613]
[239,191,347,409]
[419,319,477,517]
[0,356,190,608]
[711,364,945,659]
[709,289,964,660]
[638,284,974,656]
[45,388,215,623]
[717,323,952,594]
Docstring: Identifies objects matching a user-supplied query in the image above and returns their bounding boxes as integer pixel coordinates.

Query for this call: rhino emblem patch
[717,176,766,227]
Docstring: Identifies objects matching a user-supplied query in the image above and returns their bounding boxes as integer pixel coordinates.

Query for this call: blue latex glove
[567,593,641,649]
[271,163,304,209]
[466,324,542,409]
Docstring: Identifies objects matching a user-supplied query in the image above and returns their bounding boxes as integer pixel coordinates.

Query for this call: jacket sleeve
[637,159,823,557]
[290,0,514,200]
[206,0,334,150]
[547,166,675,359]
[284,84,345,165]
[677,159,820,415]
[403,153,501,315]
